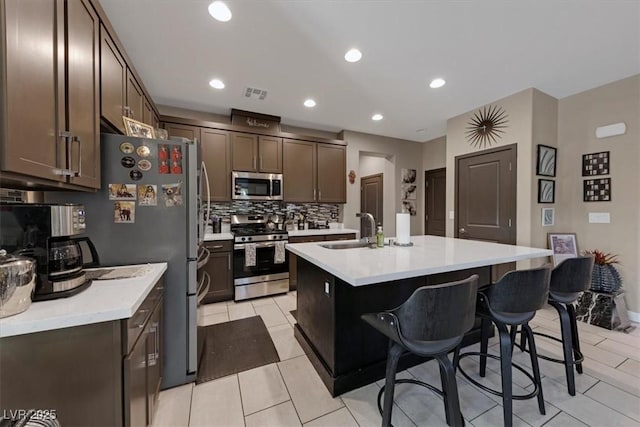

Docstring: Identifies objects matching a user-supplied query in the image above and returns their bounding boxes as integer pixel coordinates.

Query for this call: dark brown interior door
[456,145,516,244]
[360,173,384,227]
[425,168,446,236]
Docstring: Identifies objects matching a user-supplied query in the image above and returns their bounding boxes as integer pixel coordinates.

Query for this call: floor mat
[290,309,297,320]
[197,316,280,384]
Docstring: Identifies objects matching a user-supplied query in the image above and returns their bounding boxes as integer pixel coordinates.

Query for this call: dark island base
[294,257,492,397]
[295,323,487,396]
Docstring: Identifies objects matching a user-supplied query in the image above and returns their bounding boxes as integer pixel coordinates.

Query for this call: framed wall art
[542,207,554,227]
[536,144,556,177]
[548,233,578,266]
[123,116,156,139]
[538,179,555,203]
[582,151,610,176]
[584,178,611,202]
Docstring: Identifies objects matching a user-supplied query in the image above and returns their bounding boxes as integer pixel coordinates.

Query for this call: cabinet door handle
[72,136,82,178]
[260,156,263,170]
[53,131,75,176]
[313,188,316,201]
[209,245,223,249]
[228,254,231,271]
[253,157,257,170]
[318,190,322,201]
[123,106,131,117]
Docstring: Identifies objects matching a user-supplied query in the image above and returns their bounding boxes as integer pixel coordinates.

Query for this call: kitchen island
[286,236,552,396]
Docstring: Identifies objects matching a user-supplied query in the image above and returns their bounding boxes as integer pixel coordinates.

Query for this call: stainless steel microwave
[232,171,283,201]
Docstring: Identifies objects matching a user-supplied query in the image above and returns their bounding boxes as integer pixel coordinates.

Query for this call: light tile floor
[156,294,640,427]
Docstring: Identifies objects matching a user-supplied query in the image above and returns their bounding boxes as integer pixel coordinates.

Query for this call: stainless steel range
[231,214,289,301]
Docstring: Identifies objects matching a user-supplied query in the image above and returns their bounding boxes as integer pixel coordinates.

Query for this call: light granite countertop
[0,263,167,338]
[286,235,552,286]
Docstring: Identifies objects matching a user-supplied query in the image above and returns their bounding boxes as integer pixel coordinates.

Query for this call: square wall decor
[583,178,611,202]
[582,151,610,176]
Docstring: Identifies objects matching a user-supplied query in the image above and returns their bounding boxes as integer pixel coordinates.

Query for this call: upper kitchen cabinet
[164,122,201,142]
[316,144,346,203]
[231,133,282,173]
[99,24,126,134]
[283,140,346,203]
[283,140,316,202]
[125,68,144,123]
[143,97,159,127]
[201,129,231,201]
[1,0,100,189]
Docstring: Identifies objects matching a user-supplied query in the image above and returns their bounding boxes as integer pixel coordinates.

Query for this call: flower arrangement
[584,249,623,294]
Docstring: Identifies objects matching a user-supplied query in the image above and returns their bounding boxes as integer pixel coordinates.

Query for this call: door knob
[459,228,467,234]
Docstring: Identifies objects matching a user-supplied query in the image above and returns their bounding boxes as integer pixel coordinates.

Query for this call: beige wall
[422,136,447,171]
[555,75,640,313]
[445,89,536,245]
[340,130,424,236]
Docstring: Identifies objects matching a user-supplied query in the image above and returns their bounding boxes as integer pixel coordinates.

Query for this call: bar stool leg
[381,342,403,427]
[437,354,464,427]
[523,323,546,415]
[479,318,491,377]
[452,344,461,374]
[497,323,514,427]
[554,303,577,396]
[567,304,583,374]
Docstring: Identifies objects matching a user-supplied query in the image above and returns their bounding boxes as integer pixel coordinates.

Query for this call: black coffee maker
[0,202,99,300]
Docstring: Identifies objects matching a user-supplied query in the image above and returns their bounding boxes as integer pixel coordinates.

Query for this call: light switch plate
[449,211,455,220]
[589,212,610,223]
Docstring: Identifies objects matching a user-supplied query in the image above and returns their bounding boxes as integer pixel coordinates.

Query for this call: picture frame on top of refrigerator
[123,116,156,139]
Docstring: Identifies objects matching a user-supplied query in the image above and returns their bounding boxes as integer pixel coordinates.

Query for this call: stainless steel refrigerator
[47,133,205,388]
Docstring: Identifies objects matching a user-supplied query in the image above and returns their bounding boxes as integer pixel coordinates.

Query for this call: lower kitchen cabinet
[288,234,356,290]
[0,276,164,427]
[201,240,233,303]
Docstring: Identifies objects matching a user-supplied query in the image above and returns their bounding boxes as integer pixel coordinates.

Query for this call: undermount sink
[320,241,373,250]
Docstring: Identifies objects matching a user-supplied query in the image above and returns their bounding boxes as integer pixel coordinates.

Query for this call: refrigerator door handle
[201,160,211,231]
[187,295,197,374]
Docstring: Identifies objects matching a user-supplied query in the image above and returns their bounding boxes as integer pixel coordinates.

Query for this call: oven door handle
[234,241,287,250]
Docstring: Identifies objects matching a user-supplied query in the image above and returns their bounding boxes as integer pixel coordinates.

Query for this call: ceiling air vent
[244,87,267,100]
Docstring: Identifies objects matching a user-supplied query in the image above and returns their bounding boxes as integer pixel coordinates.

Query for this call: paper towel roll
[396,213,410,244]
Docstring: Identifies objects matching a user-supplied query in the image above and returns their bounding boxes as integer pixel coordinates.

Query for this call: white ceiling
[99,0,640,142]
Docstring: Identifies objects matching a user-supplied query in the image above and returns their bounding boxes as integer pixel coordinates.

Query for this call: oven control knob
[241,237,246,242]
[247,237,252,241]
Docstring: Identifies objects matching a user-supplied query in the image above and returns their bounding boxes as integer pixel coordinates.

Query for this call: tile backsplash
[208,201,339,223]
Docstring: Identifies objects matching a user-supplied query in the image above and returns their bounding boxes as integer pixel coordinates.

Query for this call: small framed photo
[548,233,578,266]
[123,116,156,139]
[536,145,557,177]
[538,179,555,203]
[542,208,554,227]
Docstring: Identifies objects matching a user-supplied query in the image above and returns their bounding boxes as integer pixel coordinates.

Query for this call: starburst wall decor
[465,105,509,148]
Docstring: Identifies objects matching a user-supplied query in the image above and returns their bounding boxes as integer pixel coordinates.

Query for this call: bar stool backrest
[485,266,551,314]
[392,275,479,342]
[550,256,595,293]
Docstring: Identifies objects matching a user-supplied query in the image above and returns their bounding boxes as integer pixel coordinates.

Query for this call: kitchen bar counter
[286,236,552,395]
[0,263,167,338]
[287,235,552,286]
[287,228,359,237]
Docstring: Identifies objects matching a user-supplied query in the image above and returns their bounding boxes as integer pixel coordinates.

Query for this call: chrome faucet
[356,212,376,243]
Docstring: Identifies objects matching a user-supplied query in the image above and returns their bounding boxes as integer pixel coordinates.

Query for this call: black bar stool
[361,275,479,427]
[454,266,551,427]
[520,255,595,396]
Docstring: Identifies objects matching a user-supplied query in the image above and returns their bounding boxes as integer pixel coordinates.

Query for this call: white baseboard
[628,310,640,323]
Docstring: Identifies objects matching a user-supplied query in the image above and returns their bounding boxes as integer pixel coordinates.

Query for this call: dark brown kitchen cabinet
[1,0,100,189]
[164,122,201,142]
[124,325,148,427]
[231,133,282,173]
[201,240,233,303]
[126,69,145,123]
[100,24,126,133]
[143,98,154,126]
[201,129,231,201]
[316,144,346,203]
[283,140,346,203]
[283,140,316,202]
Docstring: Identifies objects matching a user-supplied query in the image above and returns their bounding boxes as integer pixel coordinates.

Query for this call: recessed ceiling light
[208,1,232,22]
[371,113,383,121]
[429,78,446,88]
[209,78,225,89]
[344,48,362,63]
[303,99,316,108]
